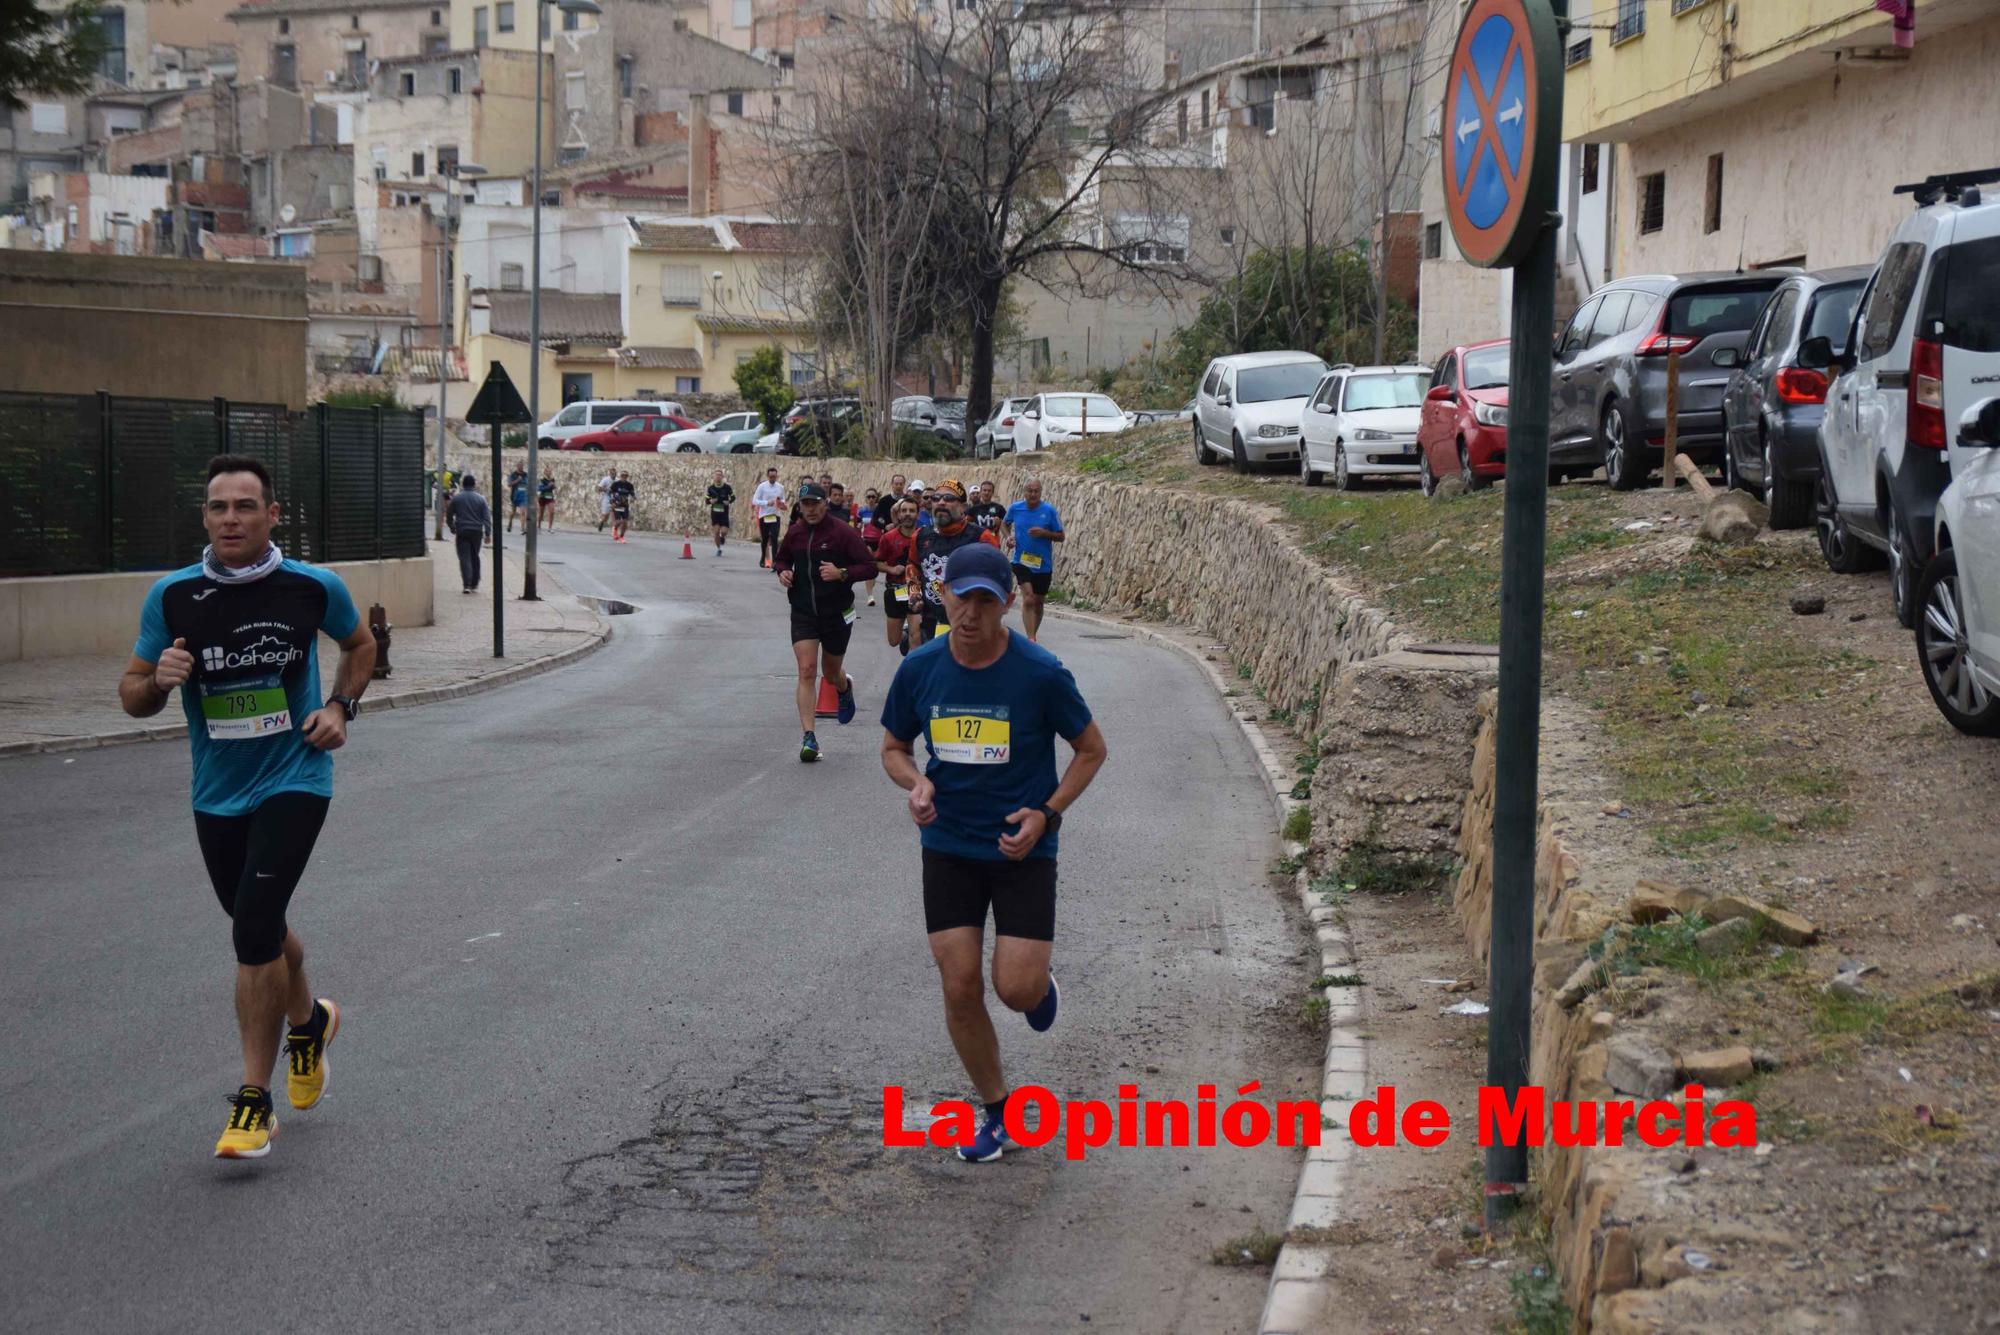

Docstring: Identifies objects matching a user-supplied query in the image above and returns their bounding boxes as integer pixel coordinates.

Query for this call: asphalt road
[0,525,1314,1333]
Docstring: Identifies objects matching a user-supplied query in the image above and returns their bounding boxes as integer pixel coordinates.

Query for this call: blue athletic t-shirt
[880,630,1093,862]
[1005,500,1063,573]
[135,559,360,817]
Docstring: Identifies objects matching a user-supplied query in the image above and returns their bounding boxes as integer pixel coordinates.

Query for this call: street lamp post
[433,161,485,540]
[525,0,602,602]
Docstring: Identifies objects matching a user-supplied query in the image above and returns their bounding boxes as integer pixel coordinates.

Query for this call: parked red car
[559,412,698,451]
[1417,338,1510,495]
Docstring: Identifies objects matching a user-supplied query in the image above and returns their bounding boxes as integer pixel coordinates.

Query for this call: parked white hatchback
[1918,397,2000,735]
[1300,364,1431,489]
[657,411,766,453]
[1193,351,1327,472]
[1012,392,1130,452]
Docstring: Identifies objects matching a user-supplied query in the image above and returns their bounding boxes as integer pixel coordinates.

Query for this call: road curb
[0,599,612,760]
[1046,605,1355,1334]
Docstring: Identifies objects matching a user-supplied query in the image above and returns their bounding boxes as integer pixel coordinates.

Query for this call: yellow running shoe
[284,998,340,1110]
[214,1085,277,1159]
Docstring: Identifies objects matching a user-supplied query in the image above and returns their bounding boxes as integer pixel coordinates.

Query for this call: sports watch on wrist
[330,694,360,721]
[1037,804,1063,832]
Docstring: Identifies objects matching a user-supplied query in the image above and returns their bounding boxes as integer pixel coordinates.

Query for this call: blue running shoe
[957,1113,1009,1163]
[1025,972,1059,1032]
[836,677,857,725]
[800,731,820,763]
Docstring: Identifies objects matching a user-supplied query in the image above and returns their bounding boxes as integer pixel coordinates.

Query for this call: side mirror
[1711,347,1742,369]
[1215,391,1233,407]
[1313,401,1334,414]
[1426,384,1453,402]
[1024,409,1041,421]
[1959,397,2000,449]
[1797,335,1833,371]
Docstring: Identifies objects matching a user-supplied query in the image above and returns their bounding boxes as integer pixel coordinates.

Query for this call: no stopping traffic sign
[1442,0,1561,270]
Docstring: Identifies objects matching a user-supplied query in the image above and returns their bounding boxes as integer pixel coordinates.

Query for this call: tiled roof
[616,345,702,370]
[231,0,428,18]
[631,221,723,251]
[544,143,686,185]
[727,221,804,253]
[485,290,624,344]
[694,312,807,335]
[202,230,269,259]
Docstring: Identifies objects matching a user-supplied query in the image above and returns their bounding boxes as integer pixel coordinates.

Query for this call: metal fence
[0,391,427,577]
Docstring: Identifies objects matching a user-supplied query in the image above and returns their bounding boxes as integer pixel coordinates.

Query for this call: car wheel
[1302,442,1323,487]
[1763,437,1812,530]
[539,437,557,451]
[1332,443,1351,491]
[1194,423,1216,466]
[1723,439,1744,493]
[584,444,603,452]
[1418,448,1436,497]
[1230,432,1249,474]
[1601,402,1644,490]
[1815,470,1883,574]
[1888,495,1918,629]
[677,443,701,453]
[1459,441,1490,490]
[1916,548,2000,736]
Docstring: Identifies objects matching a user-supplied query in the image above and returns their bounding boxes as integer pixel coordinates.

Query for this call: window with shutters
[496,2,514,32]
[660,265,703,306]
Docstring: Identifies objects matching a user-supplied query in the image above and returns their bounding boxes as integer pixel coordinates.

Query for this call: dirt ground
[1048,427,2000,1330]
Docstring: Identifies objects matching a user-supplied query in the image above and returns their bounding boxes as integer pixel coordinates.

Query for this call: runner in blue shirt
[1001,477,1064,642]
[880,543,1108,1163]
[119,454,377,1161]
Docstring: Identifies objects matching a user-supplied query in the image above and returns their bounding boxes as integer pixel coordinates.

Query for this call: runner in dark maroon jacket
[774,484,877,762]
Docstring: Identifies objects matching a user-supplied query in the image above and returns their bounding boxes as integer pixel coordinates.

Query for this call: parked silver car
[1193,352,1328,472]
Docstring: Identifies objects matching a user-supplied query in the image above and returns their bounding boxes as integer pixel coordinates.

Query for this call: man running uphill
[881,544,1107,1162]
[118,455,376,1160]
[775,483,876,762]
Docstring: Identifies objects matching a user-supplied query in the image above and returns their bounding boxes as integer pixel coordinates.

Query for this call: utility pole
[434,212,449,540]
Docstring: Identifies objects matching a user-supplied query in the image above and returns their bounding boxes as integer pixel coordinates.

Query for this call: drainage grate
[583,596,640,615]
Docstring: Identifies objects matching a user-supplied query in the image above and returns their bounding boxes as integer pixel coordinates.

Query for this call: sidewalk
[0,537,607,756]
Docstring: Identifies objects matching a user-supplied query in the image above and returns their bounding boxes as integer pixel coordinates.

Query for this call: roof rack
[1893,168,2000,207]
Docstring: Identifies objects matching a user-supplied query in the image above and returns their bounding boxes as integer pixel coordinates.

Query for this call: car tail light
[1001,416,1015,427]
[1774,367,1829,404]
[1909,337,1945,448]
[1635,331,1697,357]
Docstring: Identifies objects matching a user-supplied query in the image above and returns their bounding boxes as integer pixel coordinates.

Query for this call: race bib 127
[928,704,1011,764]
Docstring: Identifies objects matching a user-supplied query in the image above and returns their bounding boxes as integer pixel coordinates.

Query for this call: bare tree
[776,33,958,454]
[1351,1,1450,362]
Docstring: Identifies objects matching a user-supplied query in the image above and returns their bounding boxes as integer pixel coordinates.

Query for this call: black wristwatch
[330,694,360,721]
[1038,804,1063,832]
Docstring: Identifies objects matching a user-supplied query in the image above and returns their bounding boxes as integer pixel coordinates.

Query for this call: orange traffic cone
[679,529,695,560]
[814,677,840,719]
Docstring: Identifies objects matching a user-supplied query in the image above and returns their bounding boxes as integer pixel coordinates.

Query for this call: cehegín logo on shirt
[201,634,304,672]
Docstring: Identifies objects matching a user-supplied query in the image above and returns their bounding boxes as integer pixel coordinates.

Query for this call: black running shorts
[1011,564,1053,596]
[790,605,856,656]
[922,847,1058,941]
[193,791,331,966]
[711,508,730,528]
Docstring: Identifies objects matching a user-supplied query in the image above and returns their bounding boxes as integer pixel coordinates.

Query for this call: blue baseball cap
[944,542,1013,600]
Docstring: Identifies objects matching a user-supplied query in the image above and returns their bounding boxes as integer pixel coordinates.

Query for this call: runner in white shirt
[752,466,787,570]
[595,467,616,532]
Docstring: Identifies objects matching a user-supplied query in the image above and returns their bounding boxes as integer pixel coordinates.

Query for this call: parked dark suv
[1715,265,1869,528]
[779,397,864,454]
[1550,270,1795,489]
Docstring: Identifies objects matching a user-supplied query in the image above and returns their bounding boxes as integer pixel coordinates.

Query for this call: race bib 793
[929,704,1010,764]
[199,673,291,741]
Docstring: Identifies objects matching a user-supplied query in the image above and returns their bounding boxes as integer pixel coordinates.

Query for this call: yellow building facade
[1562,0,2000,276]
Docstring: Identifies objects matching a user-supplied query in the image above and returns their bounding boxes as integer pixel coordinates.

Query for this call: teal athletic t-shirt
[880,630,1093,862]
[135,559,360,816]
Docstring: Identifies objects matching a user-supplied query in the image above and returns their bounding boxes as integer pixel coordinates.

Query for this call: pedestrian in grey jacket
[446,475,493,594]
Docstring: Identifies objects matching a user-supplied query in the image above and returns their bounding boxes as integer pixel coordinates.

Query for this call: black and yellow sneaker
[215,1085,277,1159]
[284,997,340,1111]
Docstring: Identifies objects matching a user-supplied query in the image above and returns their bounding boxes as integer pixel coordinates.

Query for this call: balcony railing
[1612,0,1645,43]
[1565,35,1592,66]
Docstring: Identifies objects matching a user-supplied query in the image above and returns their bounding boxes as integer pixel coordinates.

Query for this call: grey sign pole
[1441,0,1565,1230]
[490,423,505,657]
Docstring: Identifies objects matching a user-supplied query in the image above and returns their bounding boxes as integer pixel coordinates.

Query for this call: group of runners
[127,448,1100,1167]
